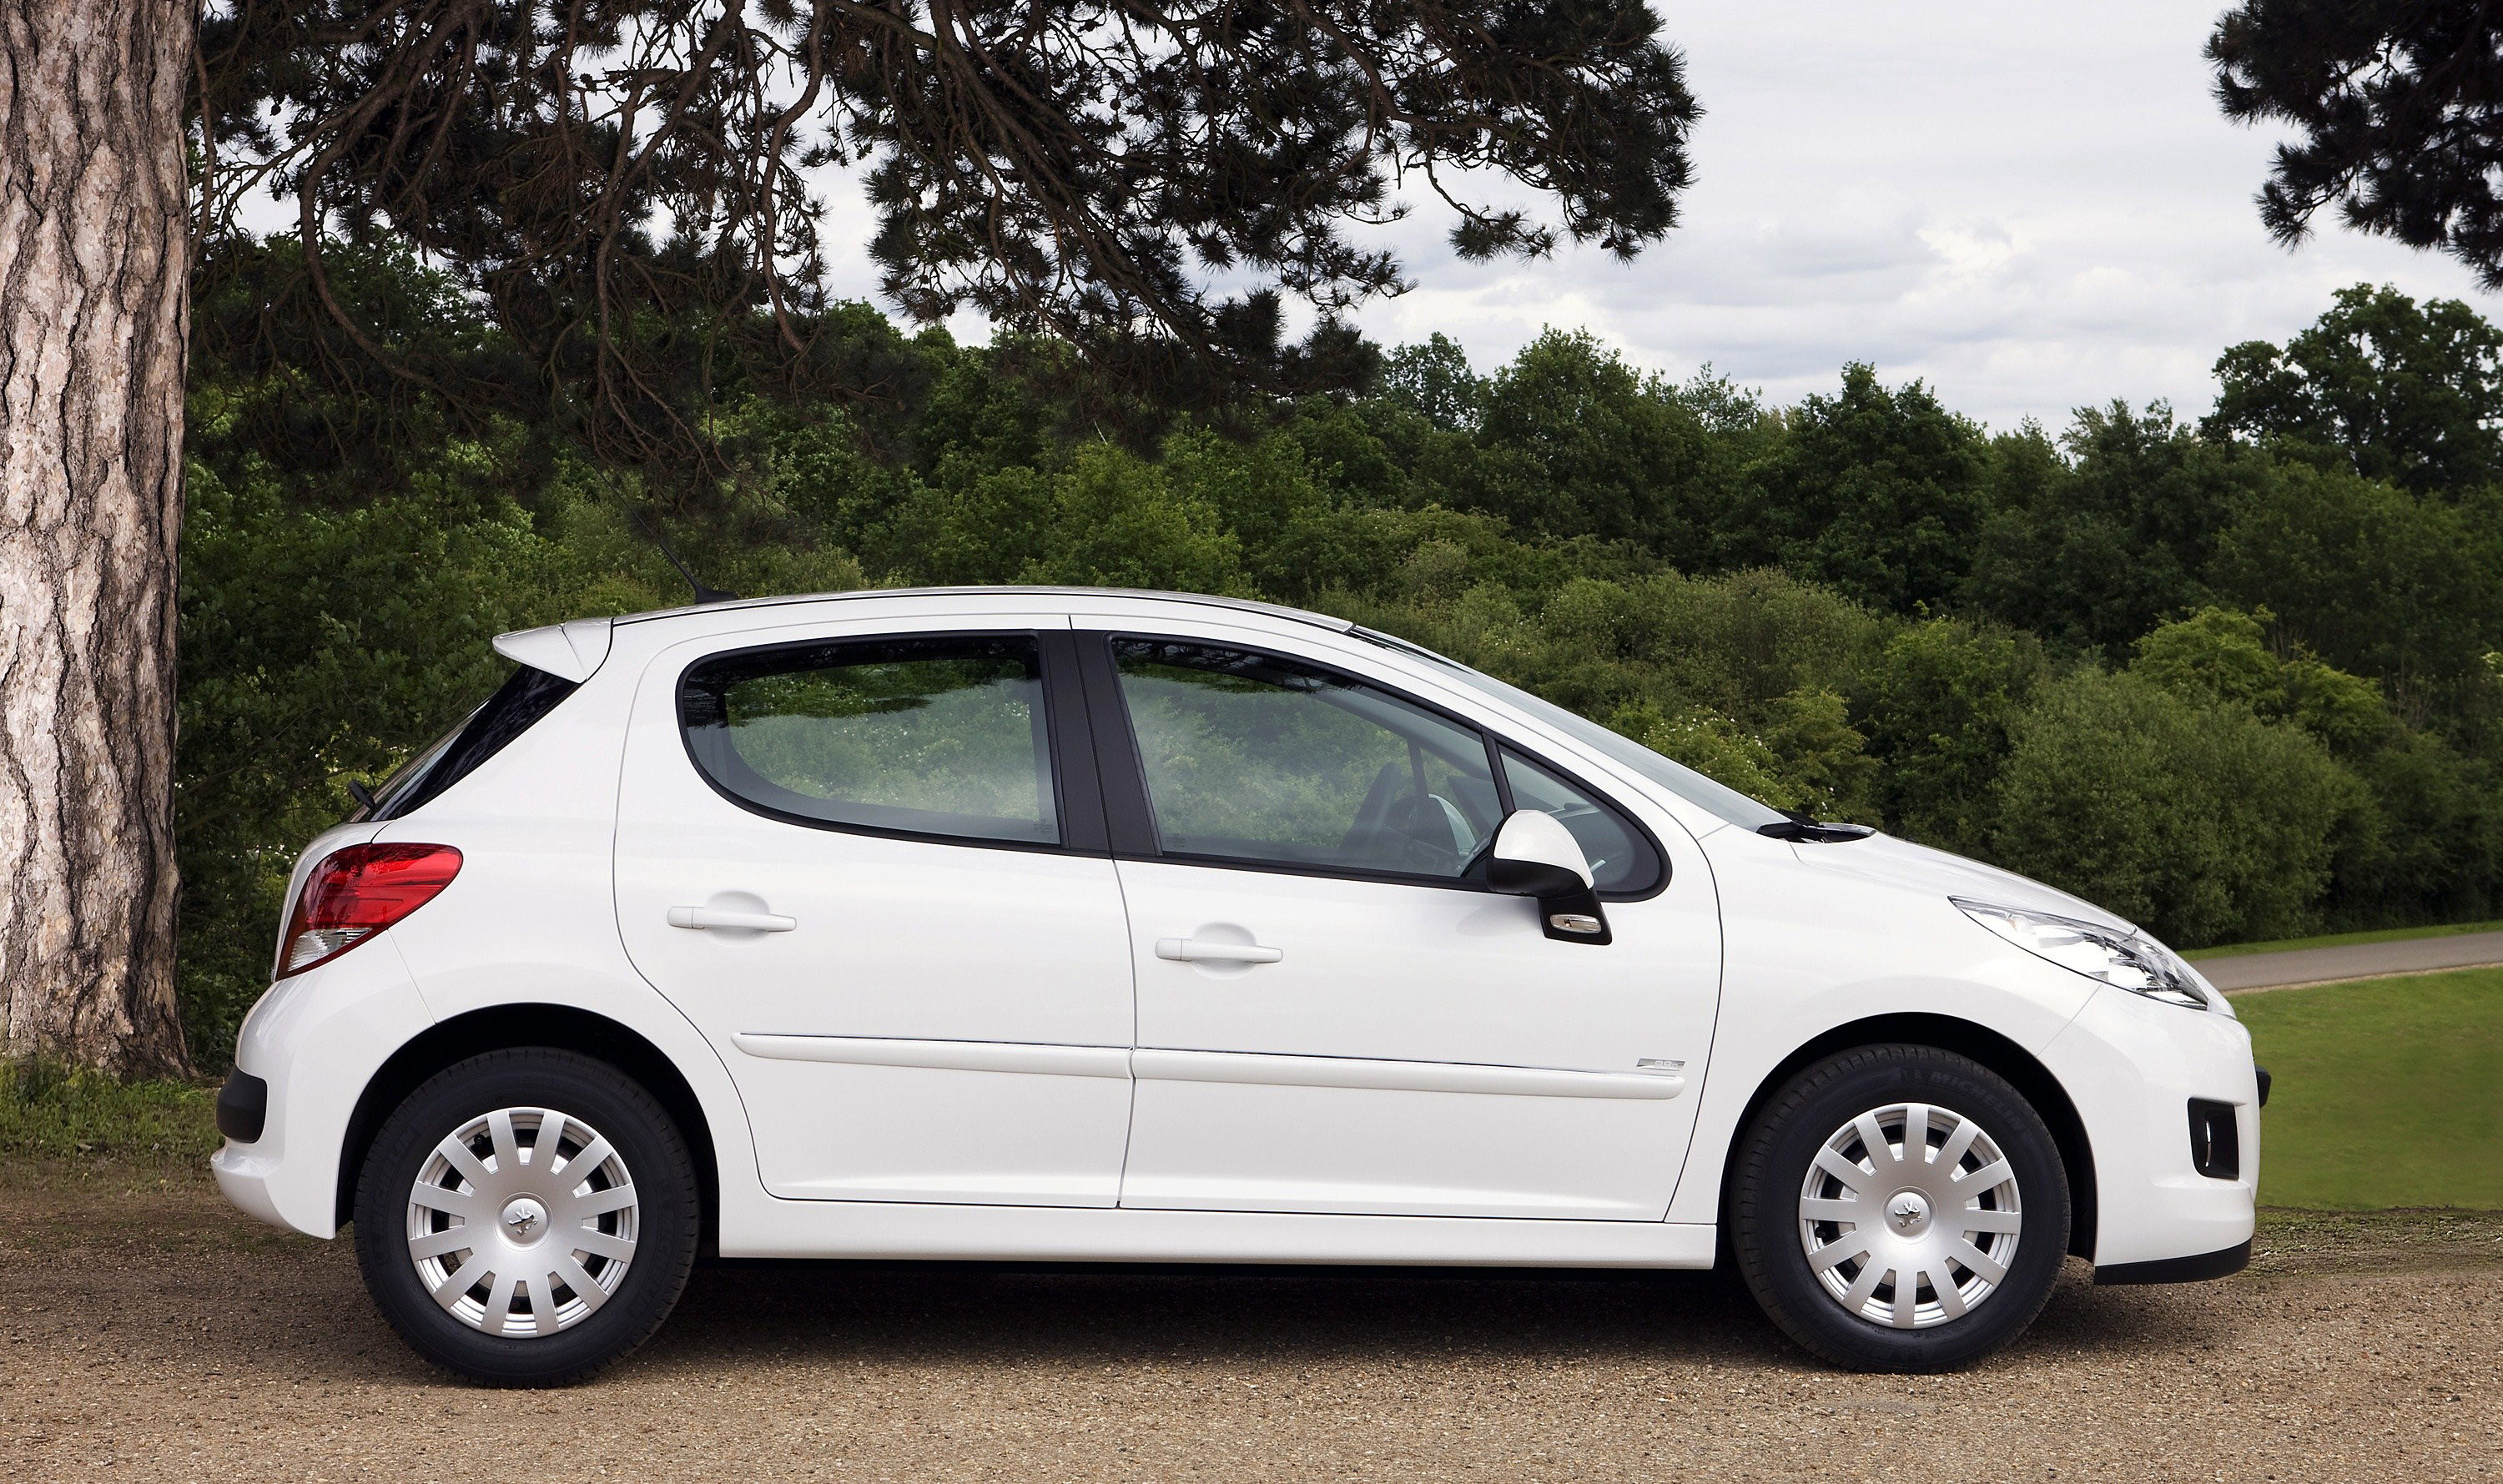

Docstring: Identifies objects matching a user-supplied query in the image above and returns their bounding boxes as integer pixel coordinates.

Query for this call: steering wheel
[1338,764,1463,875]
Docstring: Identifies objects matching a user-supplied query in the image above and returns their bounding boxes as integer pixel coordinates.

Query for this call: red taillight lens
[278,844,463,978]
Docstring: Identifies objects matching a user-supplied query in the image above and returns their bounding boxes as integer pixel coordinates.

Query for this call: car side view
[211,587,2264,1384]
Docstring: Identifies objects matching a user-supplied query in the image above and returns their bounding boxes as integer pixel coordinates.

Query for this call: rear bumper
[214,1069,268,1143]
[209,943,436,1238]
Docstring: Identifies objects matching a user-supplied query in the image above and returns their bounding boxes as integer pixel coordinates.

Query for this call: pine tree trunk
[0,0,191,1075]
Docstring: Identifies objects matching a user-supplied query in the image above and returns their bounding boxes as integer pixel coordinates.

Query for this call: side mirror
[1486,809,1611,944]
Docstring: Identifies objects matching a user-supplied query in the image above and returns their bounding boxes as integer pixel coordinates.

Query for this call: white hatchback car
[213,587,2263,1384]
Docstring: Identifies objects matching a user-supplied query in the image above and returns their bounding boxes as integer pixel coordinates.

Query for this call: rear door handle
[1155,938,1283,964]
[668,907,798,932]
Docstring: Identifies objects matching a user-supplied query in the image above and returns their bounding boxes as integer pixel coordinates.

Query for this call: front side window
[1385,644,1791,833]
[1110,638,1503,879]
[682,634,1058,845]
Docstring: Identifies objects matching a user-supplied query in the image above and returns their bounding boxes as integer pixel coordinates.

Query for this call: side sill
[2093,1238,2253,1286]
[716,1200,1720,1268]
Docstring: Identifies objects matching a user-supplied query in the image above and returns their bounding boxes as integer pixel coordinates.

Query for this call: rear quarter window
[368,666,580,820]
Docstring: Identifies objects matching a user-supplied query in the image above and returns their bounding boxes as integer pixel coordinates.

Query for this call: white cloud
[1302,0,2492,430]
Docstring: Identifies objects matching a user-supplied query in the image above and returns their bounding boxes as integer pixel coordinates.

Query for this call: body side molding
[733,1034,1130,1079]
[1132,1048,1686,1099]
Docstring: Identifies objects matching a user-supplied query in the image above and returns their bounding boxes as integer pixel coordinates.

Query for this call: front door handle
[668,906,798,932]
[1155,938,1283,964]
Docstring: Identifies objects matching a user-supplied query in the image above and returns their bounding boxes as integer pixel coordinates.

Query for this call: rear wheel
[1729,1044,2068,1371]
[353,1048,699,1386]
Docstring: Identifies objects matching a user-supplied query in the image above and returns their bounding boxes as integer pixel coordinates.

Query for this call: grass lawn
[0,1057,218,1165]
[2186,917,2503,960]
[2237,965,2503,1209]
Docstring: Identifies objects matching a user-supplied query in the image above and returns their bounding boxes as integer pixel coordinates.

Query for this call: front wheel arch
[1716,1014,2097,1262]
[336,1004,718,1250]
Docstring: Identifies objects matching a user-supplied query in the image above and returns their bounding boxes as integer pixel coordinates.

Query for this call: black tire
[353,1048,700,1386]
[1729,1044,2069,1372]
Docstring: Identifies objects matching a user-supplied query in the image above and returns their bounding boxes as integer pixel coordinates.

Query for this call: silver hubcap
[405,1107,639,1338]
[1797,1102,2022,1329]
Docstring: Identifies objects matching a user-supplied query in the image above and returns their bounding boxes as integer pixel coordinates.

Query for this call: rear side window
[370,666,578,820]
[681,634,1059,846]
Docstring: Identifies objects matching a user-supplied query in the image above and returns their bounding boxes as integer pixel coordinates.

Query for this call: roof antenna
[634,510,740,604]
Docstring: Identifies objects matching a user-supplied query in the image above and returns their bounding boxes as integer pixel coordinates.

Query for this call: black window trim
[672,626,1113,858]
[1079,629,1670,903]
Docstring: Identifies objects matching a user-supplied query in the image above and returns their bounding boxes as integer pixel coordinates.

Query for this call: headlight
[1953,898,2214,1010]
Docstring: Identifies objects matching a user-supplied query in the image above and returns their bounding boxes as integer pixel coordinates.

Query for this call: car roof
[495,586,1454,684]
[608,585,1359,635]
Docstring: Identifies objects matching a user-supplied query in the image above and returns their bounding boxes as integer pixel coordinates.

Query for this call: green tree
[2205,284,2503,494]
[2129,606,2390,752]
[2208,464,2503,727]
[1381,335,1488,433]
[2210,5,2503,287]
[1024,445,1246,595]
[1725,365,1989,613]
[1760,687,1877,822]
[1616,705,1798,809]
[174,459,671,1060]
[1468,329,1715,551]
[8,0,1714,1074]
[1964,403,2247,653]
[2126,605,2503,933]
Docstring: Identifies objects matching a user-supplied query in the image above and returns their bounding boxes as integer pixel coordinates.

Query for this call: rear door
[1089,627,1725,1220]
[612,617,1138,1206]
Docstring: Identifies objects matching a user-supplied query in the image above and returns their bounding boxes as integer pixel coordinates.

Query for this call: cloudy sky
[801,3,2500,433]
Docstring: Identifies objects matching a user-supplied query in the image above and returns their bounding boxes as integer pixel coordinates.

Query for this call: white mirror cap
[491,617,613,682]
[1493,809,1594,888]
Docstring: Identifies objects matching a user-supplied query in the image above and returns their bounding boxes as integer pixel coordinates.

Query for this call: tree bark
[0,0,191,1075]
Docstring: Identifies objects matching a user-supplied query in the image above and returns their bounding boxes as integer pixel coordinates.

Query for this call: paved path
[2198,929,2503,993]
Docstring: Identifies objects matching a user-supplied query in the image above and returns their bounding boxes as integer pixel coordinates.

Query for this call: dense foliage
[175,247,2503,1064]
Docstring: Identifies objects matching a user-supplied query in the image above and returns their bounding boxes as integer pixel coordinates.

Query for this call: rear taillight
[279,844,462,977]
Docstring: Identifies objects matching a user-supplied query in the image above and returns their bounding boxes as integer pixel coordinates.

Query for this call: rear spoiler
[491,618,614,682]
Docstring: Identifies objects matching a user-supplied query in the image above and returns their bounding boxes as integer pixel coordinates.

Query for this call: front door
[613,622,1137,1206]
[1094,632,1724,1220]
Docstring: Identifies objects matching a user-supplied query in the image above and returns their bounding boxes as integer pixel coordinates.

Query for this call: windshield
[1357,631,1791,831]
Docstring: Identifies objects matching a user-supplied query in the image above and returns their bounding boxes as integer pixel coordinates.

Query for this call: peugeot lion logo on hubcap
[500,1197,547,1242]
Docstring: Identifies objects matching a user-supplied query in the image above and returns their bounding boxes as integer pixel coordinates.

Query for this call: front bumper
[2042,985,2261,1274]
[2094,1237,2254,1285]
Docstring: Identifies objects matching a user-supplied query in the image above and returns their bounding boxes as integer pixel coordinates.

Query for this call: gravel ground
[3,1173,2498,1483]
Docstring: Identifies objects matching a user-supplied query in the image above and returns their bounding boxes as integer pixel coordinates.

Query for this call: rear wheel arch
[336,1004,719,1250]
[1718,1014,2098,1260]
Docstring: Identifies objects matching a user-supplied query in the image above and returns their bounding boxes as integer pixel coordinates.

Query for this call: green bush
[1992,669,2368,945]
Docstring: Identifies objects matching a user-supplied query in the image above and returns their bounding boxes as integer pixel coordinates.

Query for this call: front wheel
[1729,1044,2069,1371]
[353,1048,700,1386]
